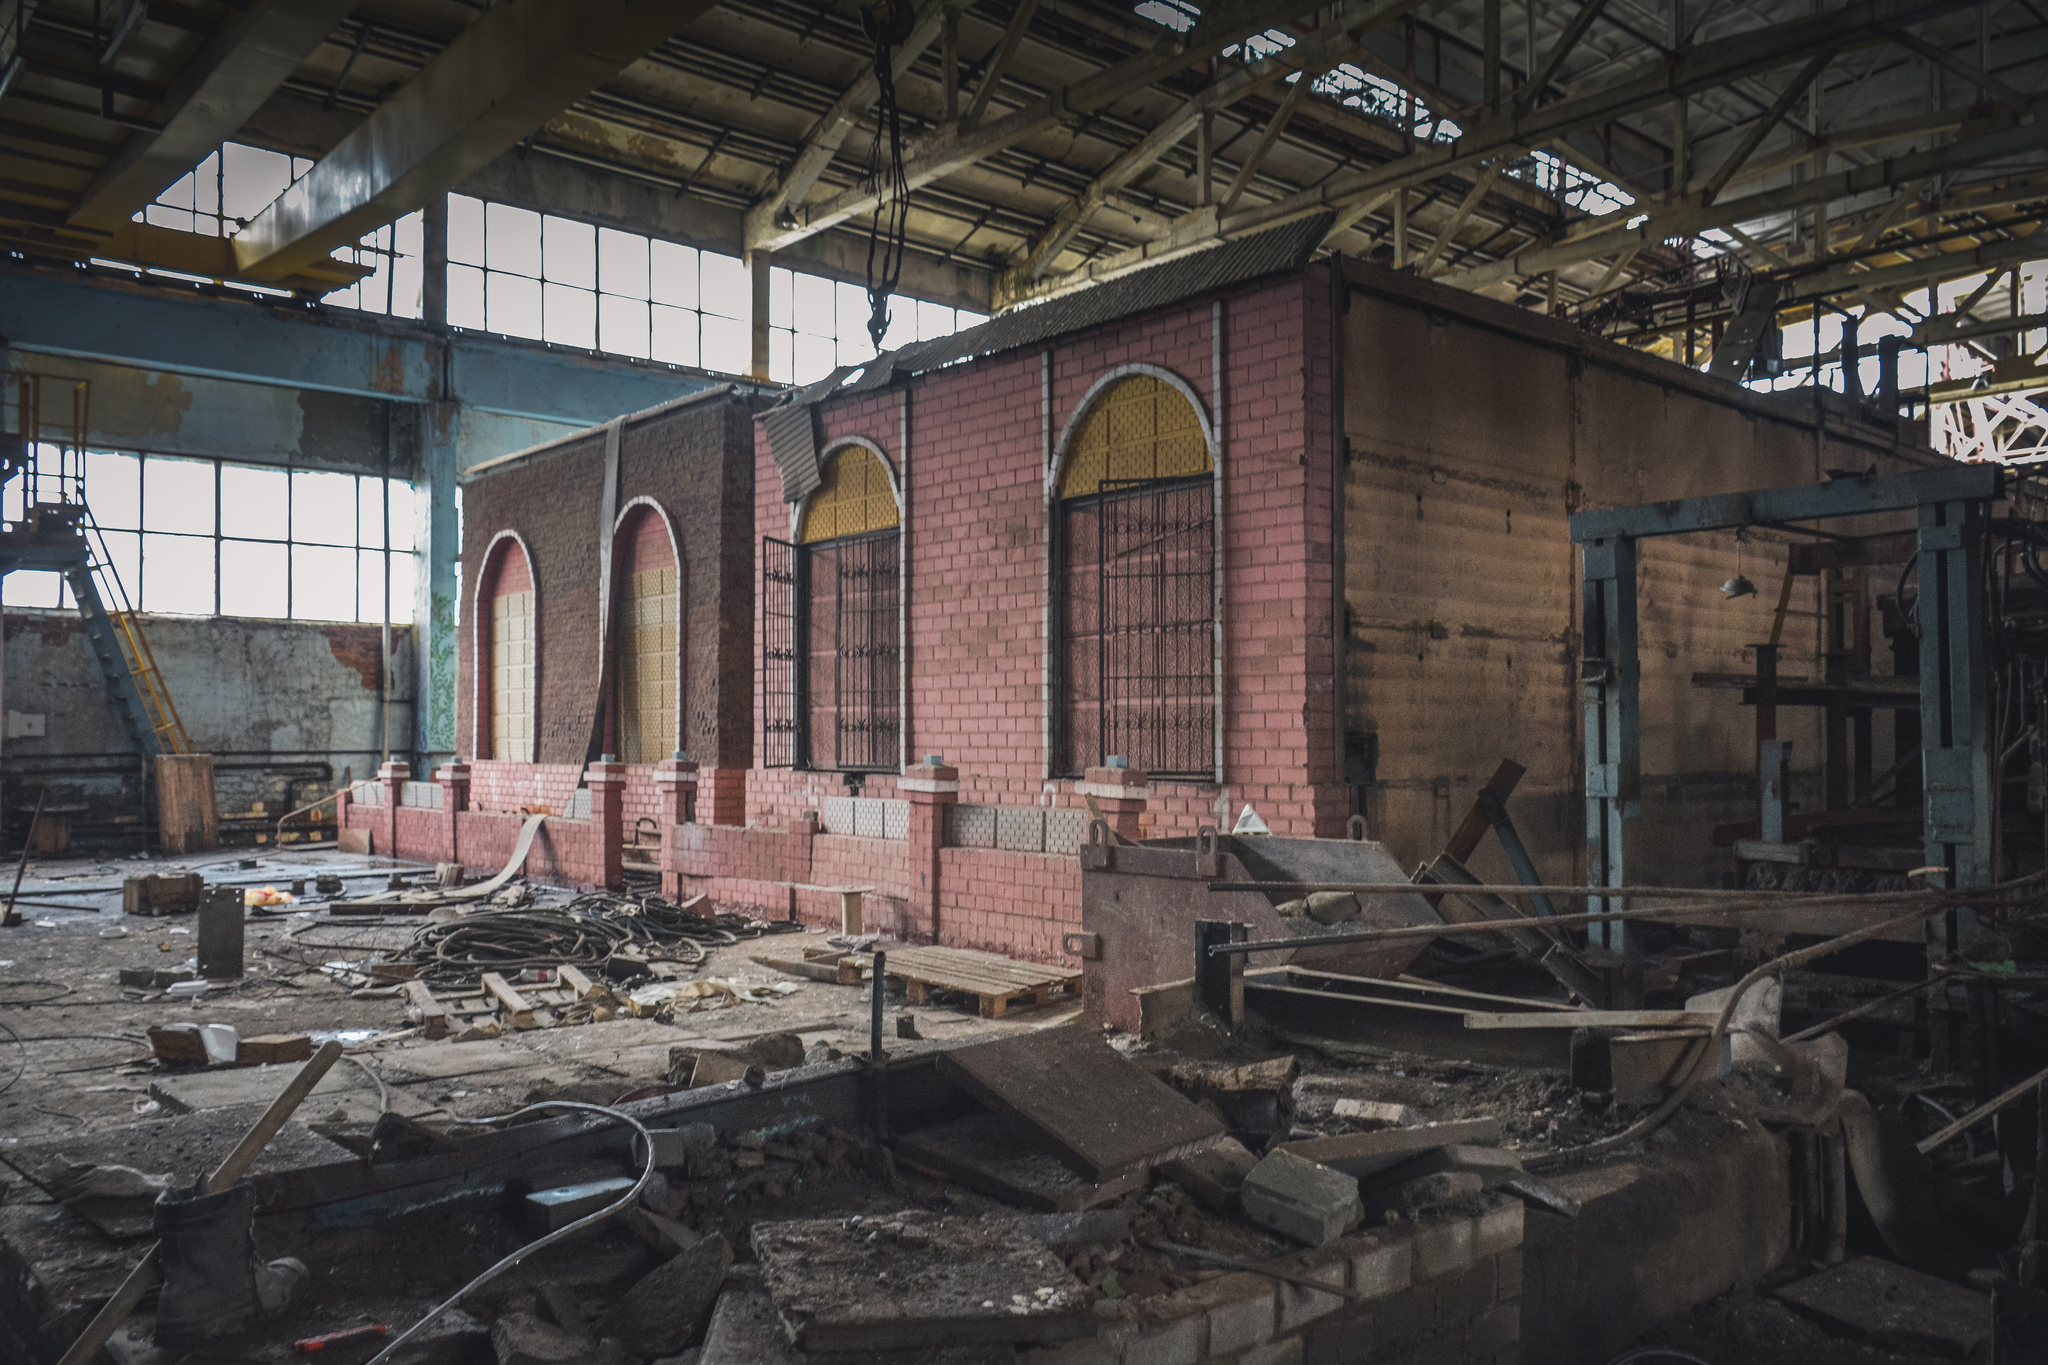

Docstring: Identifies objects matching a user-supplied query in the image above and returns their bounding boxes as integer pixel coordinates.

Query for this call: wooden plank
[755,954,866,984]
[935,1028,1225,1179]
[558,965,598,998]
[402,981,450,1039]
[1464,1010,1716,1031]
[481,973,535,1028]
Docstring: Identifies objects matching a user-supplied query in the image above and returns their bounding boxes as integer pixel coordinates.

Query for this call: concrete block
[1410,1214,1478,1281]
[1197,1273,1277,1355]
[1349,1233,1415,1301]
[1473,1195,1524,1258]
[596,1232,731,1358]
[1237,1338,1305,1365]
[1331,1098,1426,1126]
[1369,1171,1483,1219]
[1494,1248,1522,1302]
[636,1121,719,1172]
[1121,1311,1205,1365]
[1468,1301,1521,1358]
[1160,1135,1259,1215]
[1431,1256,1497,1324]
[1242,1149,1363,1248]
[1016,1337,1118,1365]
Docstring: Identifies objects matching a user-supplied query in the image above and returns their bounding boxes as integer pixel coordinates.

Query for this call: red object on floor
[291,1324,389,1352]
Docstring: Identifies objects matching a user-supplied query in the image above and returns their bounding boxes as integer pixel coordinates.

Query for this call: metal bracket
[1062,932,1101,961]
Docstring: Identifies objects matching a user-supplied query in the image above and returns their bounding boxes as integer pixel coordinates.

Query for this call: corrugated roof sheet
[793,215,1332,404]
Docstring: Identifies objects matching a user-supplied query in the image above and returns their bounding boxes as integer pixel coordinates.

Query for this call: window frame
[1046,366,1222,785]
[786,440,904,776]
[471,531,539,763]
[610,498,685,764]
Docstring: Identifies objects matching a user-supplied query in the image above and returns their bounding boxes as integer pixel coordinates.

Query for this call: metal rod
[1210,881,1860,899]
[2,788,48,928]
[1917,1060,2048,1156]
[1207,895,1958,955]
[871,949,886,1063]
[1783,974,1942,1042]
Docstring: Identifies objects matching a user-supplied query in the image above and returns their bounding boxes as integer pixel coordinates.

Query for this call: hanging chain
[862,3,913,352]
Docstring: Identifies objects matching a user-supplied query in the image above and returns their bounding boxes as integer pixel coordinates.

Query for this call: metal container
[196,885,245,979]
[1077,830,1439,1032]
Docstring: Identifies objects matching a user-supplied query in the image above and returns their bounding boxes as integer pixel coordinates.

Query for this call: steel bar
[1782,974,1941,1042]
[1917,1061,2048,1156]
[1208,881,1835,898]
[1,787,47,928]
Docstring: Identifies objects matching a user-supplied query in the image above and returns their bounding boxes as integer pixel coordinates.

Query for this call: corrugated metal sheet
[834,215,1331,397]
[764,399,823,504]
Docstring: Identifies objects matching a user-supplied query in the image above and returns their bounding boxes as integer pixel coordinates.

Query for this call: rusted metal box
[1079,832,1439,1033]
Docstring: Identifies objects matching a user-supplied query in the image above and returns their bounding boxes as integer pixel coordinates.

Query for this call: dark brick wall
[457,391,765,772]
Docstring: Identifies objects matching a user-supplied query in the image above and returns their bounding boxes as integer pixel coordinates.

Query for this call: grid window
[492,590,535,763]
[137,141,422,317]
[768,267,987,386]
[4,453,420,622]
[447,195,751,369]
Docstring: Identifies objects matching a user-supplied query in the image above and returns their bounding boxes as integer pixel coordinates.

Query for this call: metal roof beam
[1444,113,2045,290]
[230,0,722,282]
[751,0,1409,254]
[66,0,358,232]
[742,0,964,253]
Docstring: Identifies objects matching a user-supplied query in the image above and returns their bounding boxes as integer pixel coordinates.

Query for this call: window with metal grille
[614,507,678,763]
[763,445,902,773]
[1055,375,1215,780]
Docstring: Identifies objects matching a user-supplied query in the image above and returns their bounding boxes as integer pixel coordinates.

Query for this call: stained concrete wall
[1,610,413,848]
[1340,259,1938,887]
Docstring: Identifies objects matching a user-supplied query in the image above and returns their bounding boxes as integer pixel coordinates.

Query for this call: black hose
[397,895,801,985]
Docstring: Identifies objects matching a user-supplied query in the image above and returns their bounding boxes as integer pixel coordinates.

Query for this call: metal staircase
[1,370,189,758]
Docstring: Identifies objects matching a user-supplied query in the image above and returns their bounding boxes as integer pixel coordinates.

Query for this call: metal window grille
[1057,476,1214,778]
[762,536,799,768]
[803,530,900,773]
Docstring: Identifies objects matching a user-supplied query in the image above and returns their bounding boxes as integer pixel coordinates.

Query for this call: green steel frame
[1569,464,2004,955]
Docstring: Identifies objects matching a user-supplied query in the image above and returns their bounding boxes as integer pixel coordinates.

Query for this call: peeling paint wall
[2,611,415,847]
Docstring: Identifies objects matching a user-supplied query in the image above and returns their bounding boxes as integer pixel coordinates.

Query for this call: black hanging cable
[862,2,913,352]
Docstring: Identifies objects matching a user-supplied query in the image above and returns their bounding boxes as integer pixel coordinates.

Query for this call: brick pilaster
[378,761,408,860]
[586,760,626,890]
[902,755,959,945]
[1080,764,1150,843]
[435,761,470,865]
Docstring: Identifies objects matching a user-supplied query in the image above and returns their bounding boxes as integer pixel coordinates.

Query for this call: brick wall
[457,390,763,772]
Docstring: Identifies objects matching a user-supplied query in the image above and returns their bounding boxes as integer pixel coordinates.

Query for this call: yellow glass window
[1058,374,1210,500]
[490,590,534,762]
[799,445,900,544]
[618,565,679,763]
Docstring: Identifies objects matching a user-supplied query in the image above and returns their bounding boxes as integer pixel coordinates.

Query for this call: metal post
[1193,920,1246,1027]
[1581,537,1639,951]
[1760,740,1791,843]
[1917,498,1993,930]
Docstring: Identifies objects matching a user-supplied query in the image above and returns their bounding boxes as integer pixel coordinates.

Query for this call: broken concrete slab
[1367,1170,1485,1220]
[523,1176,637,1232]
[1014,1209,1130,1247]
[934,1027,1224,1178]
[1241,1148,1364,1247]
[596,1230,731,1358]
[700,1269,1020,1365]
[1158,1135,1259,1215]
[1775,1255,1992,1359]
[894,1113,1147,1212]
[1276,1118,1504,1181]
[491,1311,630,1365]
[1333,1098,1428,1126]
[750,1211,1091,1351]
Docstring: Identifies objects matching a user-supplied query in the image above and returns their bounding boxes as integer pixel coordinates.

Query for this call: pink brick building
[365,219,1928,965]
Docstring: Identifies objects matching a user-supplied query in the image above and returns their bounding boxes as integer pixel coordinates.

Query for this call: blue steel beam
[0,270,736,426]
[1569,465,2003,542]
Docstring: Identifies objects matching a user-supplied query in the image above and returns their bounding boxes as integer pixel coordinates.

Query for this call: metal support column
[1580,536,1639,951]
[1918,497,1993,925]
[413,402,461,762]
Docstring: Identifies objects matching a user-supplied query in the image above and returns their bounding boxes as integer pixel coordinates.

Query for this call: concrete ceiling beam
[230,0,723,282]
[65,0,358,233]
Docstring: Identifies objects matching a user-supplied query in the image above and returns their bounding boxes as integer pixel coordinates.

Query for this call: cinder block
[1121,1310,1205,1365]
[1467,1301,1521,1358]
[1196,1273,1277,1355]
[1349,1234,1415,1300]
[1473,1195,1524,1258]
[1431,1256,1496,1325]
[1242,1149,1363,1248]
[1410,1213,1479,1282]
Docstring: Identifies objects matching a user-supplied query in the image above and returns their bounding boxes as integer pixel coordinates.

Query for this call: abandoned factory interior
[16,1,2048,1364]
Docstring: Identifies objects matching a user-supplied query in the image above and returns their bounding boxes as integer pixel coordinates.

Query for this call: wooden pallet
[402,964,603,1038]
[876,945,1082,1019]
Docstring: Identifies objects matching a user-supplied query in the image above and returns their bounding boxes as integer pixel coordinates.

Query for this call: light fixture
[1721,574,1757,599]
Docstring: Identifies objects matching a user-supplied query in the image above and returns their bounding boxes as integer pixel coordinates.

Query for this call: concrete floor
[0,846,1077,1147]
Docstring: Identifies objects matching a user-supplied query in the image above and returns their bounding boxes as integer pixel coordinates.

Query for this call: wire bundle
[398,895,800,985]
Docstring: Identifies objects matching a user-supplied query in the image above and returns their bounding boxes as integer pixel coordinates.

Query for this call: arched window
[1055,372,1215,779]
[478,536,536,762]
[613,504,679,763]
[765,443,901,771]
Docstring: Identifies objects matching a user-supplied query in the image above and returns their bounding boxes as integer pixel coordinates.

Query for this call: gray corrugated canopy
[837,213,1332,396]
